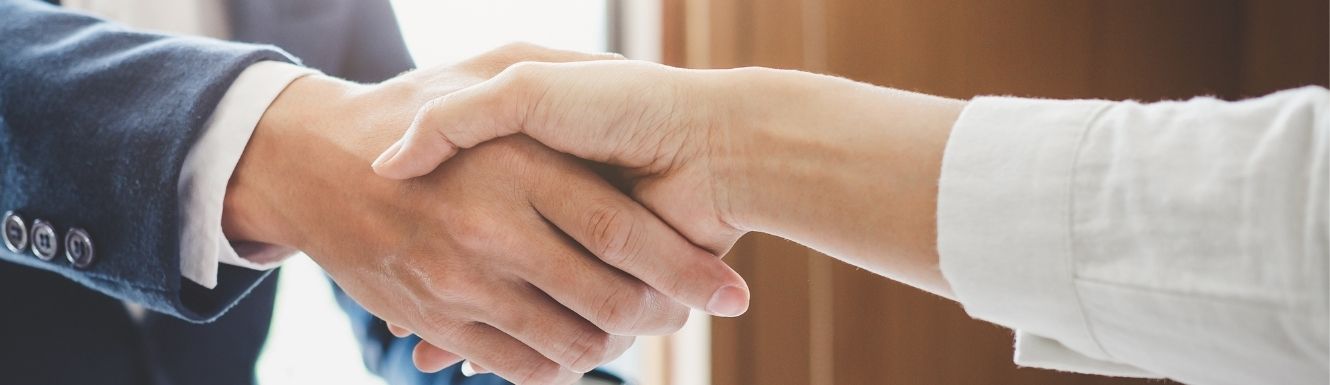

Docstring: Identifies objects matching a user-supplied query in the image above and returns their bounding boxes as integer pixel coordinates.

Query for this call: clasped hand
[224,44,751,385]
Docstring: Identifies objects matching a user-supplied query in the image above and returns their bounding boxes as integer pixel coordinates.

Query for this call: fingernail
[706,285,749,317]
[372,139,405,169]
[460,360,477,377]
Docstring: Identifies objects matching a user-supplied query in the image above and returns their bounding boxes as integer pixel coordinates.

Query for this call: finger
[412,340,462,373]
[371,139,405,172]
[518,209,690,336]
[531,163,751,318]
[387,322,413,338]
[375,44,627,179]
[479,279,634,373]
[372,75,522,179]
[416,322,582,385]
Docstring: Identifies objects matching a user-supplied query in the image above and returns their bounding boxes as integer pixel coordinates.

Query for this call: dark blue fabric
[0,1,298,384]
[0,0,295,323]
[0,262,152,385]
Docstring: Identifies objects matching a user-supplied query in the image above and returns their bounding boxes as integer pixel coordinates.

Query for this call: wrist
[701,67,788,233]
[221,74,369,249]
[707,67,831,234]
[220,66,498,255]
[711,68,966,261]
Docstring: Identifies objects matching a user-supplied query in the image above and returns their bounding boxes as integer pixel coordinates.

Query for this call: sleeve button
[30,220,58,261]
[2,211,28,253]
[65,228,94,269]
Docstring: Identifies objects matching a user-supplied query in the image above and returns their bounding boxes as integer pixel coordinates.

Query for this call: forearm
[715,68,966,298]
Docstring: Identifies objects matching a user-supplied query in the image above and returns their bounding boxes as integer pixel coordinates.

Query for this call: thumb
[371,76,526,179]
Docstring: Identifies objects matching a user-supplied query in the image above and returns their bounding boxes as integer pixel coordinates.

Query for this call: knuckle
[489,302,536,336]
[562,329,613,372]
[499,61,548,89]
[414,96,449,128]
[396,248,489,316]
[422,273,465,301]
[583,204,640,266]
[621,287,688,335]
[658,300,690,334]
[450,209,504,251]
[594,283,651,335]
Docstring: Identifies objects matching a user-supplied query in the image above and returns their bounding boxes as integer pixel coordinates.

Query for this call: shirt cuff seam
[1063,101,1117,363]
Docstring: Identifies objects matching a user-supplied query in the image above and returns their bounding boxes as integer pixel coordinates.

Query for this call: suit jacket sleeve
[0,0,301,322]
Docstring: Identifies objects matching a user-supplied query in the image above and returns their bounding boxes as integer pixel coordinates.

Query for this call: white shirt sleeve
[936,87,1329,385]
[178,61,318,289]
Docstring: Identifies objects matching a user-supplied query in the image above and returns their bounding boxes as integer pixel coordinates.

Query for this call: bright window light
[392,0,608,67]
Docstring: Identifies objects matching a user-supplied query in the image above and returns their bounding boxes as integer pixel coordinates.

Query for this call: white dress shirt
[938,86,1329,385]
[62,0,313,289]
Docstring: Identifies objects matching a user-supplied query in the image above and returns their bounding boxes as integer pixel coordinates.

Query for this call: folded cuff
[936,96,1129,367]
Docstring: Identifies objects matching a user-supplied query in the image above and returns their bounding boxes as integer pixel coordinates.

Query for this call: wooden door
[659,1,1329,384]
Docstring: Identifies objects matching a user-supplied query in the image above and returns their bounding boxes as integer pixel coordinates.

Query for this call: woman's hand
[373,60,746,253]
[372,57,967,301]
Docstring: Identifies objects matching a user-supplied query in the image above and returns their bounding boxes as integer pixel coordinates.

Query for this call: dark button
[2,211,27,253]
[65,228,94,269]
[30,219,58,261]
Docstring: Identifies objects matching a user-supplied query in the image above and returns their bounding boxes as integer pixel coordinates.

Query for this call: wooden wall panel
[1237,0,1330,97]
[711,234,817,385]
[662,0,1329,384]
[823,0,1243,101]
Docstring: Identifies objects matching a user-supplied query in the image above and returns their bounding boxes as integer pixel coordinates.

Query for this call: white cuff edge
[178,61,317,289]
[937,96,1115,361]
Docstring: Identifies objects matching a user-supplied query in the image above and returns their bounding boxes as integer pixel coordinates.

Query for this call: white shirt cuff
[1013,331,1160,378]
[936,96,1154,376]
[178,61,317,289]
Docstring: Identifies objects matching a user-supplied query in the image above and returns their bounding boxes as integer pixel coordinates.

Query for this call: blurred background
[255,1,1328,385]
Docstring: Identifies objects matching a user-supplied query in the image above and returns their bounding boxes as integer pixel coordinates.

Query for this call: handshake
[226,43,964,385]
[225,44,746,384]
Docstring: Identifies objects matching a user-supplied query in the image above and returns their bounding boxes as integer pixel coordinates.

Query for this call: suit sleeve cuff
[936,96,1147,374]
[178,61,316,289]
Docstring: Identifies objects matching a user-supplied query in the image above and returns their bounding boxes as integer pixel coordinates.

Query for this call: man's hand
[221,44,751,385]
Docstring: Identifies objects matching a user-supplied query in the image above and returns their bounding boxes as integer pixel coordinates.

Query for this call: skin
[221,45,750,385]
[373,58,970,369]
